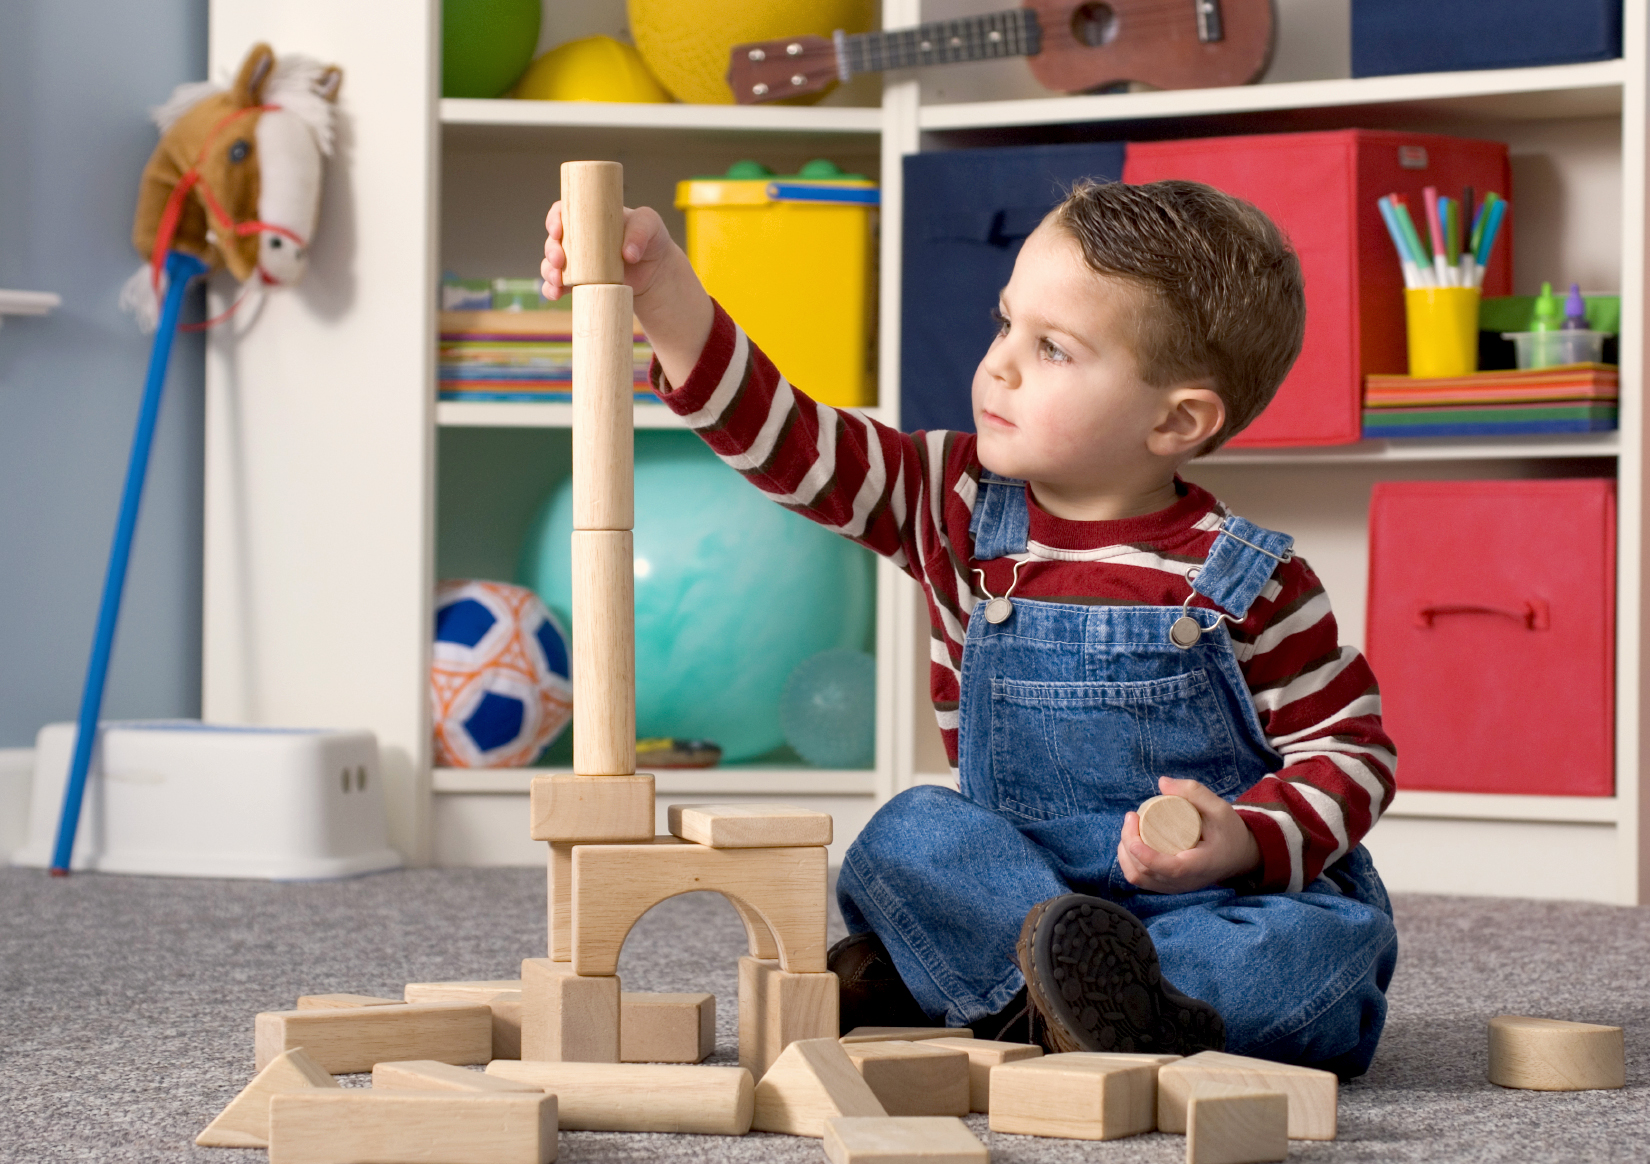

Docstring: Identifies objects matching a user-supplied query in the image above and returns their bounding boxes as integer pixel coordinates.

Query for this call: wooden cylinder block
[1487,1015,1624,1091]
[561,160,625,286]
[572,284,635,531]
[1138,794,1202,855]
[486,1060,755,1135]
[572,530,635,776]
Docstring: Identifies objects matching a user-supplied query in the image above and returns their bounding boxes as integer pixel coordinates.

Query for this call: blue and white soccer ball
[431,580,572,768]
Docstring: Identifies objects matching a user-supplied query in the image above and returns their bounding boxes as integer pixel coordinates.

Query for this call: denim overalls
[839,472,1399,1074]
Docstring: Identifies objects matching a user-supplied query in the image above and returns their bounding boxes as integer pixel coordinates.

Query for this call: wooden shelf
[920,60,1627,133]
[432,765,877,796]
[440,99,882,151]
[1384,789,1621,824]
[0,289,60,322]
[1201,433,1621,466]
[436,400,898,430]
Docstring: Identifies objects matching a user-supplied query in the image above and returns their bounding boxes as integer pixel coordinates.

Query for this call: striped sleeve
[1229,559,1397,893]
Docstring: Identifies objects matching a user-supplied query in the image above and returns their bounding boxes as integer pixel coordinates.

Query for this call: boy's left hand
[1118,777,1261,894]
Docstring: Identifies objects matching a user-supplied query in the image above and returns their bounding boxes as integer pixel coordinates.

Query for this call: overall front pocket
[987,670,1244,822]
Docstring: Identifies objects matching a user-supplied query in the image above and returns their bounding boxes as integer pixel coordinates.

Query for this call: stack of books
[1362,364,1618,438]
[439,309,656,402]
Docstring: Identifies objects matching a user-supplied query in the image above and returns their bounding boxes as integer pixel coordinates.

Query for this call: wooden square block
[1487,1014,1626,1091]
[925,1037,1042,1112]
[823,1116,988,1163]
[267,1090,556,1164]
[295,993,403,1010]
[989,1053,1156,1141]
[621,992,715,1063]
[1186,1084,1288,1164]
[548,842,573,961]
[753,1037,887,1137]
[196,1048,337,1148]
[842,1040,971,1117]
[668,802,833,848]
[840,1027,973,1044]
[254,1003,493,1074]
[739,956,839,1080]
[530,773,654,842]
[403,981,523,1060]
[1158,1051,1337,1140]
[370,1060,544,1093]
[520,957,619,1063]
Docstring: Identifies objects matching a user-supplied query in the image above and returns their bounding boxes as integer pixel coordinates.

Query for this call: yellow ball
[628,0,874,105]
[513,35,672,103]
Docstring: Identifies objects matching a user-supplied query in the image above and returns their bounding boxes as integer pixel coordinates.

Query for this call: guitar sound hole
[1070,2,1119,47]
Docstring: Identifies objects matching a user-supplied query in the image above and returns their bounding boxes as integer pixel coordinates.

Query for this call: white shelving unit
[203,0,1648,903]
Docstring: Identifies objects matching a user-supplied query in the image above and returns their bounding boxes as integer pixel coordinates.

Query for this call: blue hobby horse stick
[50,249,209,875]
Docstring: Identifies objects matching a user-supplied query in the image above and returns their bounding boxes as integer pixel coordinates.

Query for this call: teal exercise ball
[782,649,876,768]
[519,430,875,762]
[443,0,541,98]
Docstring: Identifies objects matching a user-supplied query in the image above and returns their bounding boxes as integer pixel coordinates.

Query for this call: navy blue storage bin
[901,142,1126,435]
[1352,0,1621,77]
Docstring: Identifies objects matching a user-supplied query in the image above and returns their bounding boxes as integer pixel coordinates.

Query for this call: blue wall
[0,1,209,748]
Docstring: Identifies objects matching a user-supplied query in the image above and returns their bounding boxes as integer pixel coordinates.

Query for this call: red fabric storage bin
[1123,130,1512,447]
[1365,479,1615,795]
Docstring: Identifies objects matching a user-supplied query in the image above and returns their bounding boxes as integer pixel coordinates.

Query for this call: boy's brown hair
[1050,179,1305,454]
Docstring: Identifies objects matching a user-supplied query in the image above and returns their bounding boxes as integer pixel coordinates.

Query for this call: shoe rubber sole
[1018,894,1226,1056]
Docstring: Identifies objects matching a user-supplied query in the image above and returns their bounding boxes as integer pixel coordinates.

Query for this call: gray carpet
[0,867,1644,1162]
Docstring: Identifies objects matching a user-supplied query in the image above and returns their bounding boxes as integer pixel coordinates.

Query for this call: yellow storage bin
[676,161,877,408]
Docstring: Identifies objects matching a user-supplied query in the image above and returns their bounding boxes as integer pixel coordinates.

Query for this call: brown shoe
[1017,894,1225,1055]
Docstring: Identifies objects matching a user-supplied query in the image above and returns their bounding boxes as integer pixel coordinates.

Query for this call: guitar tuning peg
[748,48,765,61]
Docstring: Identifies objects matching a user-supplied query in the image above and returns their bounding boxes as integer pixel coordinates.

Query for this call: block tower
[520,162,839,1078]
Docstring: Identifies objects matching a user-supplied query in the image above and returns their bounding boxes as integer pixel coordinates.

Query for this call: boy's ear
[1148,383,1225,458]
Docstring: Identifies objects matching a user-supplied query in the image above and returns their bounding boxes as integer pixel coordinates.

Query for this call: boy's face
[972,225,1175,495]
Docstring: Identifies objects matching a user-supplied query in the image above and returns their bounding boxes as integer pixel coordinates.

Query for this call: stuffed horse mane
[120,43,343,331]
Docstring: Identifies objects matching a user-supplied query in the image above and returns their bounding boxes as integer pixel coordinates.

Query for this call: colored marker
[1378,197,1424,287]
[1392,198,1433,284]
[1423,186,1448,285]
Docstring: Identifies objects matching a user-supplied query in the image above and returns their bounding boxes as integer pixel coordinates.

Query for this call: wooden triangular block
[195,1046,338,1147]
[753,1036,886,1137]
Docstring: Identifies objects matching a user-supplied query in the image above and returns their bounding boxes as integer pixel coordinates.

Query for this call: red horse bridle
[149,101,310,327]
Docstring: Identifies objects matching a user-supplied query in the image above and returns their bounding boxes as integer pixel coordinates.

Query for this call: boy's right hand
[541,202,714,390]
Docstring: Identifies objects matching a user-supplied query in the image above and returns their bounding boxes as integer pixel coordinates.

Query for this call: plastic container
[677,160,878,408]
[1502,329,1609,369]
[1405,286,1480,378]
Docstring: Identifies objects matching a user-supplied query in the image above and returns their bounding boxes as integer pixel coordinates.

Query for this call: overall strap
[1191,514,1296,621]
[967,471,1030,560]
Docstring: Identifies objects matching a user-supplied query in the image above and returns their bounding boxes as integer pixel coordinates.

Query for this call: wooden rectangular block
[520,958,620,1062]
[842,1040,971,1117]
[841,1027,974,1044]
[753,1037,887,1137]
[739,956,840,1079]
[1187,1084,1289,1164]
[295,994,403,1010]
[531,773,653,842]
[989,1054,1156,1141]
[371,1060,544,1093]
[268,1090,556,1164]
[925,1037,1042,1112]
[621,992,715,1063]
[254,1003,493,1074]
[573,840,827,975]
[1158,1051,1337,1140]
[487,1060,754,1134]
[572,282,636,531]
[561,159,625,286]
[403,981,523,1060]
[823,1116,989,1163]
[196,1048,337,1148]
[572,531,635,777]
[549,842,573,961]
[669,802,833,848]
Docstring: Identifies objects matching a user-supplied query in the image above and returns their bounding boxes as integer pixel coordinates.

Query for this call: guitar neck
[839,9,1042,77]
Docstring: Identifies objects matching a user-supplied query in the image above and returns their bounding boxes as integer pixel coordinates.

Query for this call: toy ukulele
[728,0,1275,103]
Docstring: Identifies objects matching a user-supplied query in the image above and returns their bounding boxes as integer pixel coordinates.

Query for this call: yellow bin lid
[677,159,878,208]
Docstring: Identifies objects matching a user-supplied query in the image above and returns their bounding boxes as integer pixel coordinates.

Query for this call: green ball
[442,0,542,98]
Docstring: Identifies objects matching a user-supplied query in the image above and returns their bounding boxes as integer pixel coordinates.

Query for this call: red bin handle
[1415,600,1550,631]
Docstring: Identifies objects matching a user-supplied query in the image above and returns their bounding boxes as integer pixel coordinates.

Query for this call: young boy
[542,178,1398,1079]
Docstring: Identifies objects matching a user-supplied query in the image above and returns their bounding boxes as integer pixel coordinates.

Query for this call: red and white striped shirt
[654,304,1395,894]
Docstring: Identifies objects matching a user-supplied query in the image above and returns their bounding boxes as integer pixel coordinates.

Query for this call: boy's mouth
[980,408,1015,429]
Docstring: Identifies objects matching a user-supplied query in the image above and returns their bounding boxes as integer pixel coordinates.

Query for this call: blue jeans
[838,473,1398,1074]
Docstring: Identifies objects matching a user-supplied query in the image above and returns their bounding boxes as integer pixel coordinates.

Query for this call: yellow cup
[1405,286,1481,378]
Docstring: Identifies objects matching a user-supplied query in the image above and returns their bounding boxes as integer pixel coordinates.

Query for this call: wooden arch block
[1487,1015,1625,1091]
[1138,794,1202,855]
[570,837,828,975]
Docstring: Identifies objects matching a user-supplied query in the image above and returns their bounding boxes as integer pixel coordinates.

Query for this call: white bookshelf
[205,0,1648,903]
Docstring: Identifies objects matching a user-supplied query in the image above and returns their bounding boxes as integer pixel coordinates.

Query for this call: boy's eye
[990,307,1008,335]
[1040,338,1069,363]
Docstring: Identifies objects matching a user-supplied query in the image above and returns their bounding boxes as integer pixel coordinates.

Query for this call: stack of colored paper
[1363,364,1617,438]
[439,309,656,402]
